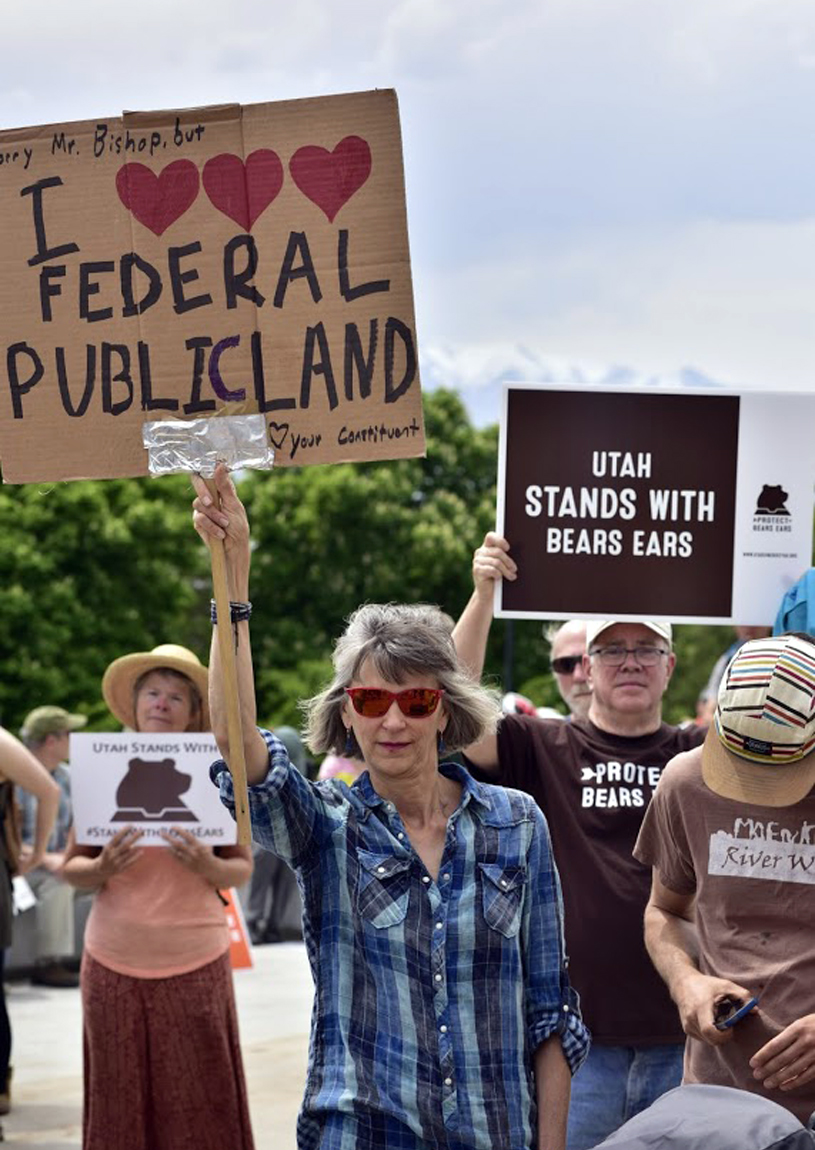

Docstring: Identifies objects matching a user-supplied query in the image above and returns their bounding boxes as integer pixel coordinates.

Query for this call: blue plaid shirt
[212,731,589,1150]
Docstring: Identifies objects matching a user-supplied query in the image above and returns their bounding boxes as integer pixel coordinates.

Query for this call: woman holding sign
[63,644,255,1150]
[193,464,589,1150]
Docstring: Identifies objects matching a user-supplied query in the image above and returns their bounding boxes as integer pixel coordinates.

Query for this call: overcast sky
[5,0,815,395]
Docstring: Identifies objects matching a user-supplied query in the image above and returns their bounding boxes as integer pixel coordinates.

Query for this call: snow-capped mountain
[420,344,725,428]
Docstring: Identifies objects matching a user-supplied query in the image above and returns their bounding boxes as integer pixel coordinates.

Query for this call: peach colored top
[84,848,229,978]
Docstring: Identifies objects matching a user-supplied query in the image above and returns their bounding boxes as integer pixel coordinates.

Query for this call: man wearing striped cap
[636,632,815,1125]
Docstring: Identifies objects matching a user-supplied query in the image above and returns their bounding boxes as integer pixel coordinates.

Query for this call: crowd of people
[454,535,704,1148]
[0,468,812,1150]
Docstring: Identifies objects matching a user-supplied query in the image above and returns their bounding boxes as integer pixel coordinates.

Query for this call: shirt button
[434,973,442,982]
[444,1077,453,1086]
[397,833,405,841]
[377,866,386,875]
[435,922,443,930]
[440,1025,447,1033]
[442,873,450,881]
[563,1004,570,1013]
[422,876,430,884]
[386,803,395,812]
[500,879,508,888]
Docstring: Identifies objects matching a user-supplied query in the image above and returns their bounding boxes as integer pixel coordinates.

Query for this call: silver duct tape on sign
[142,415,275,477]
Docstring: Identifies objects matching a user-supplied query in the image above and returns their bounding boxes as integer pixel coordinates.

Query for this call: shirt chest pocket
[479,862,527,938]
[356,849,413,929]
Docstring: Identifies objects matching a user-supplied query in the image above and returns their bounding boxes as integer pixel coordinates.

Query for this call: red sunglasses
[345,687,445,718]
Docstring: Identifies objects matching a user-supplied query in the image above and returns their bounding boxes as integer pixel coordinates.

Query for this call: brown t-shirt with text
[635,749,815,1124]
[496,715,704,1044]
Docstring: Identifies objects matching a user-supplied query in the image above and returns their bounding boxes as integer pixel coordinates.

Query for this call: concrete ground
[4,942,311,1148]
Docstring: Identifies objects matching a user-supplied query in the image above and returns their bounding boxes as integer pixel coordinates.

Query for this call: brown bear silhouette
[755,484,790,515]
[112,757,197,822]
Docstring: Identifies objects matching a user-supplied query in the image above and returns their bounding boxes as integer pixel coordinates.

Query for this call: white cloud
[3,0,815,399]
[538,218,815,388]
[415,215,815,390]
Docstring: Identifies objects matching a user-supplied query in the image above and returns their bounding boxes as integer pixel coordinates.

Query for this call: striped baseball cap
[702,634,815,807]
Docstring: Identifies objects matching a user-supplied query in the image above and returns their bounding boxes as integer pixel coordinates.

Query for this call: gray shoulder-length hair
[302,603,502,756]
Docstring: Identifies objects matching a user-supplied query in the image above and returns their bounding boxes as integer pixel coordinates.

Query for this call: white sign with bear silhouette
[731,390,815,624]
[70,733,238,845]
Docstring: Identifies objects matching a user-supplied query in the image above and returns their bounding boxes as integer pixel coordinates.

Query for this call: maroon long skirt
[82,951,255,1150]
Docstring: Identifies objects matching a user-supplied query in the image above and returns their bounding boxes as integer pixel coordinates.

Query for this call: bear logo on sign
[112,757,198,822]
[755,485,790,516]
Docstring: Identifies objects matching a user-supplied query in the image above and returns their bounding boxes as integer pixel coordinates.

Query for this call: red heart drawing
[202,150,284,231]
[116,161,200,236]
[289,136,372,222]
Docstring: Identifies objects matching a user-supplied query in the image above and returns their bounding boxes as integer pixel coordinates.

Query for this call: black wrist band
[210,600,252,624]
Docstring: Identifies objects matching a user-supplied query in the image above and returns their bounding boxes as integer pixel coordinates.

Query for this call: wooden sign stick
[142,414,276,849]
[205,478,252,846]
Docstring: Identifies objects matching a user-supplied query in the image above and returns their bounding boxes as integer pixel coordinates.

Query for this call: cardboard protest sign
[496,384,815,625]
[70,732,237,846]
[0,90,425,481]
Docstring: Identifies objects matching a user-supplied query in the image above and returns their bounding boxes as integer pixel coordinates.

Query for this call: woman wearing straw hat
[63,644,255,1150]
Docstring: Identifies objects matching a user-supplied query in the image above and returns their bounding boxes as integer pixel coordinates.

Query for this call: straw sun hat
[102,644,210,731]
[703,633,815,808]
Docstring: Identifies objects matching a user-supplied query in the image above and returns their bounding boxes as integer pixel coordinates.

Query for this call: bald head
[549,620,592,719]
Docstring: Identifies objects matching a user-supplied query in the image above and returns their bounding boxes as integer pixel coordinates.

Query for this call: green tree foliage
[241,389,499,725]
[0,474,209,730]
[0,389,802,735]
[241,388,736,727]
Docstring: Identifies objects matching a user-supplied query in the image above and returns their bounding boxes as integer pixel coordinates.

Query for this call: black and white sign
[496,384,815,624]
[70,732,236,846]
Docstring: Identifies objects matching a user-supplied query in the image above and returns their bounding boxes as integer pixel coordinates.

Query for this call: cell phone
[714,994,760,1031]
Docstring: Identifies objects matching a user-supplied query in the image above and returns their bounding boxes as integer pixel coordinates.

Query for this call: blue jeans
[566,1043,685,1150]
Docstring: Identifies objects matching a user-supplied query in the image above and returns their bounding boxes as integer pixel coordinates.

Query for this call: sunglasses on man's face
[345,687,444,718]
[550,655,584,675]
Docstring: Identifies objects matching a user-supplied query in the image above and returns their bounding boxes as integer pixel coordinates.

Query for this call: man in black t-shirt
[453,531,705,1150]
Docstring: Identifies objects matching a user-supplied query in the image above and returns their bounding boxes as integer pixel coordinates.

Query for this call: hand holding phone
[714,994,761,1031]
